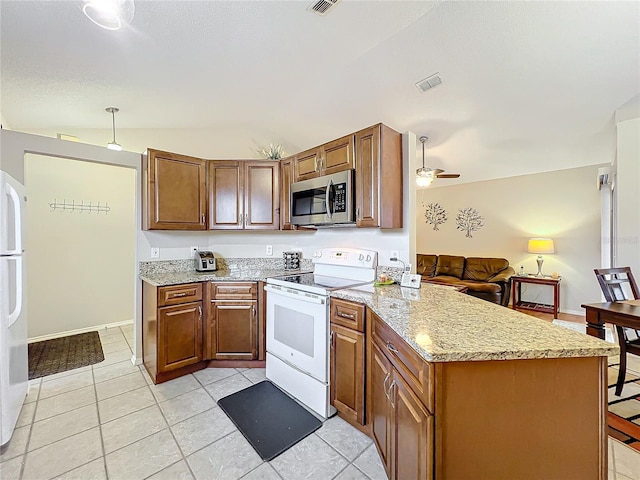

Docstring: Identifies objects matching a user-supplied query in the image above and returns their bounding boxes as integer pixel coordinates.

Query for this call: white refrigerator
[0,170,28,446]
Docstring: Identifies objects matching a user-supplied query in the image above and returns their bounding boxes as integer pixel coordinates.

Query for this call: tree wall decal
[456,207,484,238]
[423,202,447,231]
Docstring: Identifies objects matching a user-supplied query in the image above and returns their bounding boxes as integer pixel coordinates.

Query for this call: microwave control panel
[334,183,346,212]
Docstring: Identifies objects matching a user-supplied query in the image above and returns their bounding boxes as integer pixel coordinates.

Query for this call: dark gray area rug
[217,380,322,461]
[28,331,104,379]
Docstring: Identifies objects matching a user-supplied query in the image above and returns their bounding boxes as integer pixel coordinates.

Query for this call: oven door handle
[264,284,326,305]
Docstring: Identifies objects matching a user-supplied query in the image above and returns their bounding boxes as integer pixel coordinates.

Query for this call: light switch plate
[150,247,160,259]
[400,273,421,289]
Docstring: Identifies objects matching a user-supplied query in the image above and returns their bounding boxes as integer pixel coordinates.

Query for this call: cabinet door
[391,370,433,480]
[211,301,257,360]
[145,149,207,230]
[370,342,393,478]
[330,324,365,425]
[322,134,354,176]
[157,301,203,372]
[294,148,321,182]
[280,156,294,230]
[354,126,380,227]
[209,161,243,229]
[354,124,402,229]
[244,161,279,230]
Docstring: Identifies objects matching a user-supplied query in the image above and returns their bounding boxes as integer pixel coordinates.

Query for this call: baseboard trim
[28,319,134,344]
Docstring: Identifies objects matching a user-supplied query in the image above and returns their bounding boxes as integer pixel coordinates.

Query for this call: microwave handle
[325,179,333,219]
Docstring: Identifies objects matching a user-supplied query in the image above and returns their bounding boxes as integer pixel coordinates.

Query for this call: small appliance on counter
[195,251,217,272]
[283,251,301,270]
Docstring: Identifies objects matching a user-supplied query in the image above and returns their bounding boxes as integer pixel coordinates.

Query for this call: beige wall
[416,165,606,314]
[615,117,640,276]
[25,154,136,338]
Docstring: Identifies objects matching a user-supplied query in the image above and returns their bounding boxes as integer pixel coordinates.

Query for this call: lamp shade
[527,238,554,254]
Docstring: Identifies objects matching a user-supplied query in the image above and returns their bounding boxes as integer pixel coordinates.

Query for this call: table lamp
[528,238,554,277]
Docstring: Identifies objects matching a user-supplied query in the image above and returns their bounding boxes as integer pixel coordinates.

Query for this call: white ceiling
[1,0,639,184]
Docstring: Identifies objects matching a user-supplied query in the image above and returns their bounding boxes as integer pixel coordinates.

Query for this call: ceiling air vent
[415,73,443,93]
[308,0,339,16]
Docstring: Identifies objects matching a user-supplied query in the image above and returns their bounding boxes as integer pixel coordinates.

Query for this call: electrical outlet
[405,263,412,273]
[190,246,198,258]
[150,247,160,259]
[391,250,400,260]
[266,245,273,256]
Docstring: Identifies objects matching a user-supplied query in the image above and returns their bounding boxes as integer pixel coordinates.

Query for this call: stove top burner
[268,272,369,294]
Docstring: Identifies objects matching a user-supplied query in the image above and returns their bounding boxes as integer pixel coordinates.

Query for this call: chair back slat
[594,267,640,302]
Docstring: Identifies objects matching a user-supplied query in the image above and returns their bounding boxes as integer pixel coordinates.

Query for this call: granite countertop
[331,283,619,363]
[140,269,303,287]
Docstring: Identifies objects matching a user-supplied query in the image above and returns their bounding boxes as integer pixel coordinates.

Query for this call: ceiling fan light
[416,167,434,187]
[82,0,135,31]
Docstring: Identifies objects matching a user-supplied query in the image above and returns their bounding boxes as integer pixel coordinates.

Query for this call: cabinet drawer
[371,312,434,412]
[211,282,257,300]
[331,298,365,332]
[158,283,203,307]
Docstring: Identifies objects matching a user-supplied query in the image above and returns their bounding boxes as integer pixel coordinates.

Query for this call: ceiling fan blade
[436,173,461,178]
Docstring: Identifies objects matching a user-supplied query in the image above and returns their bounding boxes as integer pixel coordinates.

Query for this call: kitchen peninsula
[140,259,617,480]
[332,282,617,480]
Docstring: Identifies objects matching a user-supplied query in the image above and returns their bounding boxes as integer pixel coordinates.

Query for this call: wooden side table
[511,275,561,318]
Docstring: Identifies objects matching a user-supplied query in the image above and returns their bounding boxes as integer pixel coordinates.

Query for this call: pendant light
[416,136,434,187]
[82,0,135,31]
[105,107,122,151]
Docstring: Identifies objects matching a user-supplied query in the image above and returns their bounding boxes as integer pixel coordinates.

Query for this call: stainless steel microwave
[290,170,355,227]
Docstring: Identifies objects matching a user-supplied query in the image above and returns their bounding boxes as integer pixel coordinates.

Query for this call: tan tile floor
[1,324,639,480]
[0,326,385,480]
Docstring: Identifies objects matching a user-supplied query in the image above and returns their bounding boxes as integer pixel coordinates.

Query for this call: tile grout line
[145,373,200,480]
[312,426,374,479]
[17,377,43,480]
[92,359,109,480]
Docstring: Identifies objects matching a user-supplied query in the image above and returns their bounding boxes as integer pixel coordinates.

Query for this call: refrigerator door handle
[7,256,23,328]
[2,175,24,255]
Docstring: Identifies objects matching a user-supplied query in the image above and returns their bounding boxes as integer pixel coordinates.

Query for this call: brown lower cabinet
[370,334,433,480]
[329,301,608,479]
[205,282,261,362]
[143,280,265,384]
[330,298,366,425]
[143,282,204,383]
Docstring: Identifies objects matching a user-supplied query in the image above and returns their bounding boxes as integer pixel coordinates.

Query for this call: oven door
[264,284,329,382]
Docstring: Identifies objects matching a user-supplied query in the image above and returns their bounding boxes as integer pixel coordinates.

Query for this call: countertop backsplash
[139,257,314,275]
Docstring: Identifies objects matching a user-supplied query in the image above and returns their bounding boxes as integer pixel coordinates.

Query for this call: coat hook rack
[49,199,111,214]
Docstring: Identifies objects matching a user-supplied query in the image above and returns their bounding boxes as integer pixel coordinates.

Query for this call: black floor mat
[217,380,322,461]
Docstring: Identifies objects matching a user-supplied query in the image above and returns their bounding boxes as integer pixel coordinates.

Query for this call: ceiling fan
[416,136,460,187]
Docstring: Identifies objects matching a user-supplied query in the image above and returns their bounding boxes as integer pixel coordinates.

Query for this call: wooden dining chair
[594,267,640,395]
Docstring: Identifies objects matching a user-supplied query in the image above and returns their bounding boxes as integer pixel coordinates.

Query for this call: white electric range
[264,247,378,418]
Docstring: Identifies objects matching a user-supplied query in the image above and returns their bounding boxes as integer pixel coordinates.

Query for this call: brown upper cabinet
[144,149,207,230]
[355,124,403,228]
[209,160,280,230]
[293,134,354,182]
[279,156,295,230]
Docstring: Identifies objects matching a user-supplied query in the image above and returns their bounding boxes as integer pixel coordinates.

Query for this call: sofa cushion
[416,254,437,277]
[463,257,510,282]
[435,255,465,279]
[423,275,462,285]
[456,280,502,294]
